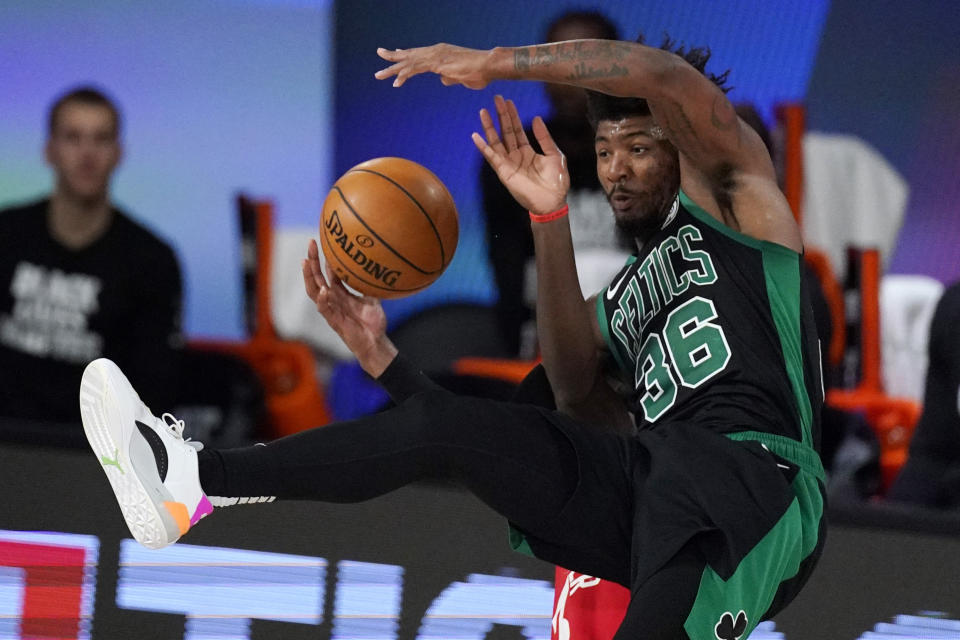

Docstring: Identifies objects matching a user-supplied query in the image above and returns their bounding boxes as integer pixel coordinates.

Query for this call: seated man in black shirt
[0,86,182,425]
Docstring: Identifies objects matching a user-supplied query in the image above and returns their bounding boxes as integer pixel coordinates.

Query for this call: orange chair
[453,357,540,386]
[823,249,921,491]
[804,249,846,369]
[189,197,331,439]
[778,104,845,370]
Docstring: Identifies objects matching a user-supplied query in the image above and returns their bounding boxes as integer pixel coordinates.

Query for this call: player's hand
[375,44,490,89]
[302,239,397,376]
[472,95,569,215]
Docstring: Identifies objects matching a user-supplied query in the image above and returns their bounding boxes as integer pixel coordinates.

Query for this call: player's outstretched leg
[79,357,213,549]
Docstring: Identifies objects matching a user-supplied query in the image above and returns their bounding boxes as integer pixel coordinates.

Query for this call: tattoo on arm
[513,41,633,75]
[656,99,702,154]
[710,94,738,131]
[514,48,530,72]
[566,62,628,81]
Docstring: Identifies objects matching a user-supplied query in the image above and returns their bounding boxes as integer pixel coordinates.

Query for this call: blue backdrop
[335,0,831,325]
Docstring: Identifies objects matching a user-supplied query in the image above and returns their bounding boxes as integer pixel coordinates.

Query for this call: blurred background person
[480,10,632,359]
[0,86,182,426]
[887,281,960,507]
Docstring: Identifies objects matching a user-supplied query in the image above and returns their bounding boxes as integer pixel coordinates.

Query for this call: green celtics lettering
[609,225,731,422]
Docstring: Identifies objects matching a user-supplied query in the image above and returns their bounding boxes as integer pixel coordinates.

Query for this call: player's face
[46,102,121,203]
[595,116,680,240]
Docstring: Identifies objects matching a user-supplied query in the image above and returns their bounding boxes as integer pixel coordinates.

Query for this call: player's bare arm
[377,41,802,252]
[473,96,631,431]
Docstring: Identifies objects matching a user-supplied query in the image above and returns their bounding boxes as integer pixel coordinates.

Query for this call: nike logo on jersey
[606,267,632,300]
[661,196,680,229]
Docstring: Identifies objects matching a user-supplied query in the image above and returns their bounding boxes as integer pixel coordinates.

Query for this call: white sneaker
[79,358,213,549]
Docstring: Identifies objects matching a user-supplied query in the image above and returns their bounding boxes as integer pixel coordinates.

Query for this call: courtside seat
[189,336,331,439]
[190,197,331,439]
[453,357,540,386]
[826,389,921,492]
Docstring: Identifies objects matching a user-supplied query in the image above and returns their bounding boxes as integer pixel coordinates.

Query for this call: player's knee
[398,389,460,438]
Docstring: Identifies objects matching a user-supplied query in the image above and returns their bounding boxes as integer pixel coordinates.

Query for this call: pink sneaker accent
[191,495,214,526]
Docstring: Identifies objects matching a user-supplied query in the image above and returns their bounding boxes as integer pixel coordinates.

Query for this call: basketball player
[79,35,825,639]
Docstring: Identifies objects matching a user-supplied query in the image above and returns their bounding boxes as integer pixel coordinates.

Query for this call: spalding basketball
[319,157,459,298]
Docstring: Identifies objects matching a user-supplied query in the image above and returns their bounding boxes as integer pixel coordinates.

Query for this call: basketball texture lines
[320,157,458,298]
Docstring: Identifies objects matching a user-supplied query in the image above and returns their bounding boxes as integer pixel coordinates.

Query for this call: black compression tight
[197,389,580,535]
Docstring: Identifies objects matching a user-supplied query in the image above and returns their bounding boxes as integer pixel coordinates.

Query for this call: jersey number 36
[635,296,731,422]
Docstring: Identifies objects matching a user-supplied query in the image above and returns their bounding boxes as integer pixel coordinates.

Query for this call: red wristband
[529,204,569,223]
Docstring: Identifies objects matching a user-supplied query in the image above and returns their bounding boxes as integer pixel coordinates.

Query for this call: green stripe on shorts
[683,472,823,639]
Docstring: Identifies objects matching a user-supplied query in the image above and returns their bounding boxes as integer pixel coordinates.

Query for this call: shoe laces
[161,412,204,451]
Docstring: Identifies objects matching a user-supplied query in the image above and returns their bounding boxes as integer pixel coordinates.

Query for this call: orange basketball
[319,157,459,299]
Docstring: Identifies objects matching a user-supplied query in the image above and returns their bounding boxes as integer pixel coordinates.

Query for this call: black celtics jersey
[596,191,823,451]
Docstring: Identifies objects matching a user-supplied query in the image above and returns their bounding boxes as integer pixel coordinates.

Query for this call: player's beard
[608,162,681,243]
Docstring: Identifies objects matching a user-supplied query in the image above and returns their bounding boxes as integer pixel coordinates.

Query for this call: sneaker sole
[79,359,180,549]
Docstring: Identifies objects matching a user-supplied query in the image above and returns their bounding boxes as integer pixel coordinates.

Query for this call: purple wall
[806,0,960,284]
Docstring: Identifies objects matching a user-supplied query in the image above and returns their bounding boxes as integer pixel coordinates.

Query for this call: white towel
[880,274,943,401]
[271,228,354,360]
[802,132,909,280]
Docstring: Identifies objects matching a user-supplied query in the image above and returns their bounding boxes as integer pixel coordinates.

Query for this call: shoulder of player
[679,161,802,253]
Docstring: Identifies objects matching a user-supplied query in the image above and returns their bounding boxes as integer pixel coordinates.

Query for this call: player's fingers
[472,132,502,169]
[532,116,562,156]
[471,131,488,153]
[313,277,335,316]
[374,61,404,80]
[494,95,518,152]
[506,99,531,150]
[306,240,327,289]
[314,284,329,311]
[307,238,325,274]
[307,241,330,289]
[376,47,406,62]
[473,133,519,186]
[325,266,362,305]
[315,290,345,329]
[473,133,503,167]
[302,259,319,300]
[310,261,329,297]
[323,264,343,295]
[319,280,353,323]
[479,109,505,154]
